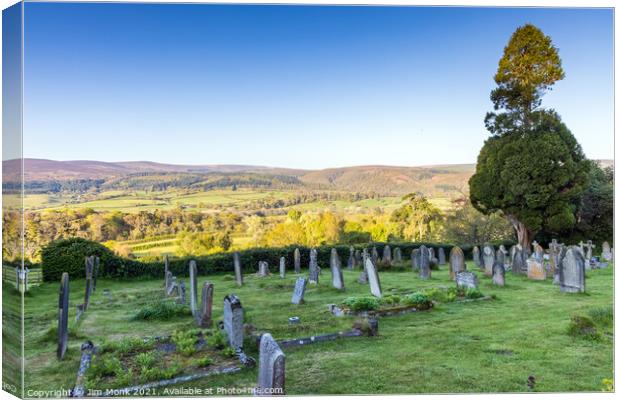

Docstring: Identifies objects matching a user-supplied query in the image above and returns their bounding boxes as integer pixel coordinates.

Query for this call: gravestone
[419,245,430,280]
[258,261,270,277]
[438,247,446,265]
[223,294,245,349]
[291,277,307,305]
[429,247,435,262]
[294,248,301,274]
[256,333,285,396]
[482,245,495,277]
[559,247,585,293]
[233,252,243,286]
[189,260,198,316]
[371,247,379,265]
[449,246,465,280]
[382,245,392,265]
[308,249,319,284]
[492,261,505,286]
[279,257,286,278]
[584,240,595,261]
[456,271,478,290]
[527,257,545,280]
[164,255,170,288]
[472,246,481,267]
[57,272,70,360]
[393,247,402,263]
[347,246,356,270]
[602,241,612,261]
[354,250,362,268]
[330,249,345,290]
[178,281,186,304]
[358,249,369,284]
[365,258,382,298]
[411,249,420,271]
[196,282,214,328]
[166,272,176,296]
[495,249,505,266]
[512,245,527,275]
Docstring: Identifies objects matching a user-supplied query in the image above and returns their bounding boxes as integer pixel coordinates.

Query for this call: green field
[16,259,613,396]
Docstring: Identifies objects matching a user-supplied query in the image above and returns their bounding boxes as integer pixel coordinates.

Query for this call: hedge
[39,238,516,282]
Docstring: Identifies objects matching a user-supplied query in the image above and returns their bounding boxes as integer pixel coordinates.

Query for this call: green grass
[17,261,613,395]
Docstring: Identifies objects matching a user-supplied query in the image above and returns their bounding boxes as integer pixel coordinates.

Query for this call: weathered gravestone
[492,261,505,286]
[371,247,379,266]
[438,247,446,265]
[449,246,465,280]
[357,249,369,284]
[223,294,245,349]
[495,249,505,267]
[584,240,596,261]
[602,241,612,261]
[257,261,270,277]
[233,252,243,286]
[559,247,586,293]
[382,245,392,265]
[178,281,186,304]
[196,282,214,328]
[527,257,546,280]
[330,249,345,290]
[165,271,175,295]
[294,248,301,274]
[189,260,198,316]
[291,277,307,305]
[354,250,362,268]
[419,245,430,280]
[365,258,382,298]
[512,245,527,275]
[308,249,319,284]
[482,245,495,277]
[279,257,286,279]
[472,246,481,267]
[347,246,356,269]
[57,272,70,360]
[456,271,478,290]
[411,249,420,271]
[393,247,402,263]
[256,333,285,396]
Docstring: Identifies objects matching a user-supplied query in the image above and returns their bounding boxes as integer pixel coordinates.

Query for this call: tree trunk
[507,215,532,249]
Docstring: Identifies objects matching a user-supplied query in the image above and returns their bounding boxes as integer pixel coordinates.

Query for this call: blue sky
[22,4,613,169]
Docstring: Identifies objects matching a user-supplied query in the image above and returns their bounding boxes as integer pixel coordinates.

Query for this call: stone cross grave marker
[223,294,245,349]
[291,277,307,305]
[256,333,285,396]
[57,272,70,360]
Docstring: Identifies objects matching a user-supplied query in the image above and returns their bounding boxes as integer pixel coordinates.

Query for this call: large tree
[469,25,590,247]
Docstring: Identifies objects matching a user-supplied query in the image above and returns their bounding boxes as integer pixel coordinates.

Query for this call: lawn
[16,259,613,396]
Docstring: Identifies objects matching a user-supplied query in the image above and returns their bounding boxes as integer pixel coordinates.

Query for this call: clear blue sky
[22,4,613,169]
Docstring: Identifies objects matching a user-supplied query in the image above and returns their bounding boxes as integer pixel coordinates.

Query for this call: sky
[20,4,614,170]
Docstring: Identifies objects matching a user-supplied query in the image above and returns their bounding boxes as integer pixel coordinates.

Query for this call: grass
[15,259,613,395]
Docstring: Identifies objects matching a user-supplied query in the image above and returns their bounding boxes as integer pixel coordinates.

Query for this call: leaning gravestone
[257,261,270,277]
[382,245,392,265]
[294,248,301,274]
[223,294,245,349]
[291,277,307,305]
[393,247,402,263]
[438,247,446,265]
[365,258,382,298]
[456,271,478,290]
[196,282,214,328]
[559,247,586,293]
[347,246,356,270]
[602,241,612,262]
[473,246,481,267]
[330,249,345,290]
[419,245,430,280]
[256,333,285,396]
[449,246,465,280]
[233,252,243,286]
[492,261,505,286]
[308,249,319,284]
[189,260,198,317]
[482,245,495,277]
[279,257,286,279]
[57,272,70,360]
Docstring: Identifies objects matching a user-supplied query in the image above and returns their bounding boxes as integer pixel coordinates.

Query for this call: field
[16,258,613,396]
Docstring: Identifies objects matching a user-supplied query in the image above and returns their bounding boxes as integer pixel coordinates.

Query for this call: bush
[132,301,191,321]
[567,315,600,340]
[342,297,380,312]
[380,294,401,306]
[402,293,433,310]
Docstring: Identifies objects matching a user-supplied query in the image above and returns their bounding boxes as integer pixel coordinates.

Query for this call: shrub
[567,315,600,340]
[380,294,401,306]
[342,297,380,312]
[132,301,191,321]
[402,293,433,310]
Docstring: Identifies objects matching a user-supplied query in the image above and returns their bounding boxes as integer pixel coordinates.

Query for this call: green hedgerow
[342,297,380,312]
